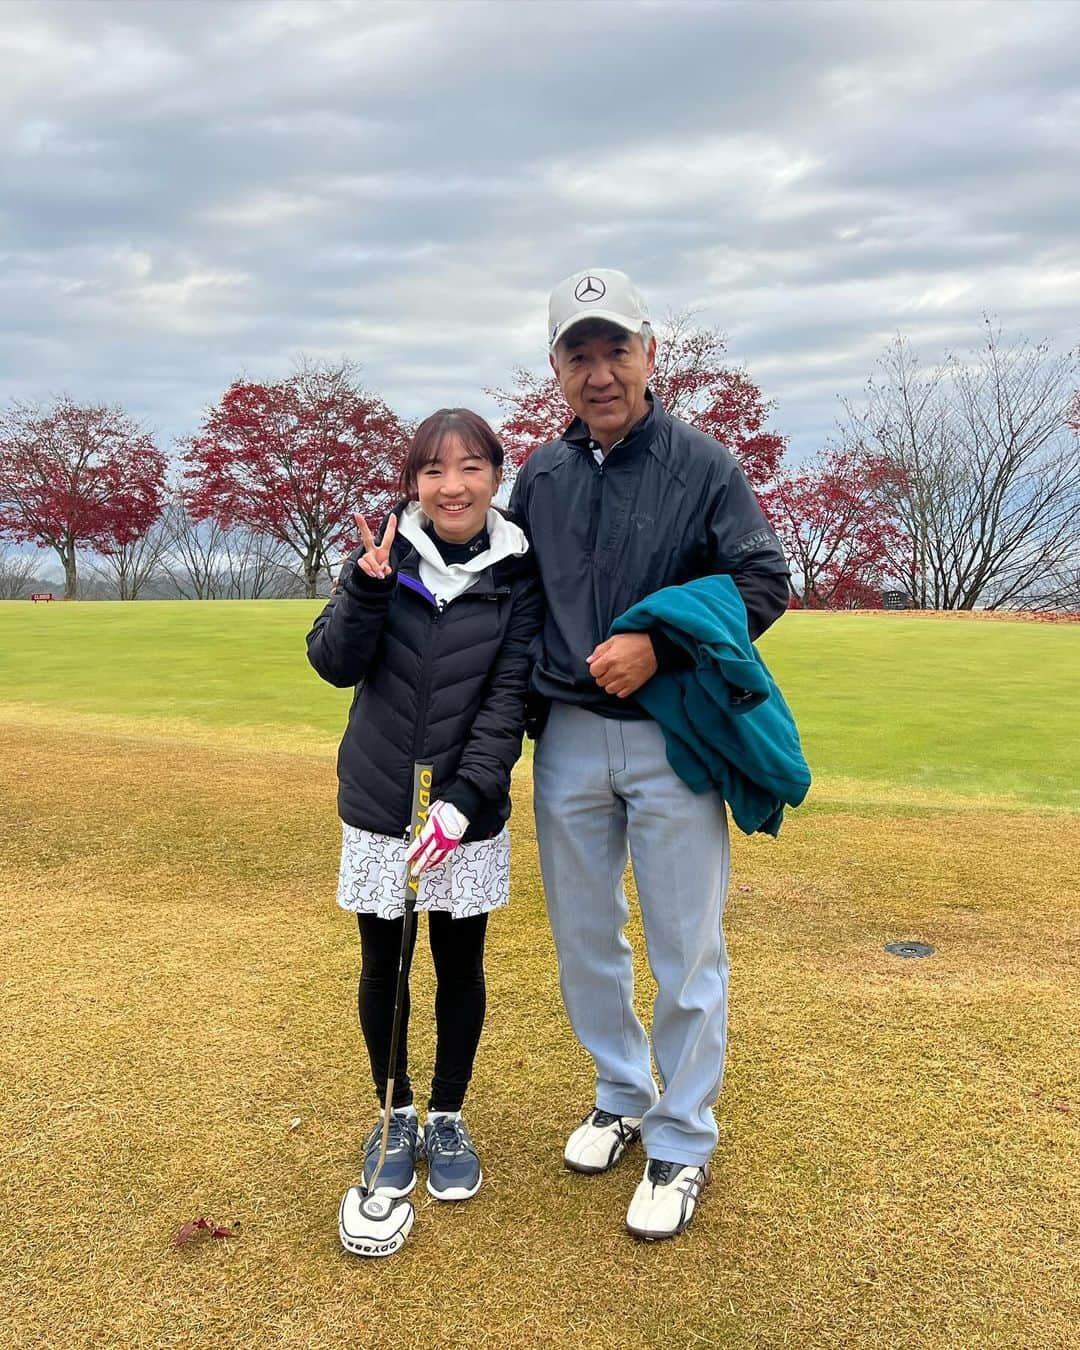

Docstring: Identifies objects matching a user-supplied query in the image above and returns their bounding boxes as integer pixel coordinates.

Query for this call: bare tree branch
[845,324,1080,610]
[0,544,42,599]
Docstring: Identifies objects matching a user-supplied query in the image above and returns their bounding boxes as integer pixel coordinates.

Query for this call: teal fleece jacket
[611,575,811,836]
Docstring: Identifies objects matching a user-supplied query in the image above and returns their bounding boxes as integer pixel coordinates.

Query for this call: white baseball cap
[548,268,650,351]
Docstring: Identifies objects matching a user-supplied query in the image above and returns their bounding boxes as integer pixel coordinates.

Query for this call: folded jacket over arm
[611,575,811,836]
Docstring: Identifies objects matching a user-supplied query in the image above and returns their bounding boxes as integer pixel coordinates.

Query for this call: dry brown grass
[2,723,1078,1349]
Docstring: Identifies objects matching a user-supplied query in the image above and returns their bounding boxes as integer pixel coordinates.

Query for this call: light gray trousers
[533,702,730,1167]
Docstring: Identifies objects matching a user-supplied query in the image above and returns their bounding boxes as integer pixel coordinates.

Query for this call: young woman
[306,409,540,1206]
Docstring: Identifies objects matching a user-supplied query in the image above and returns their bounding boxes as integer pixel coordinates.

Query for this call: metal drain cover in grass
[885,941,935,958]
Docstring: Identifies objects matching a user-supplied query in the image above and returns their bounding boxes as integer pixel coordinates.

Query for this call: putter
[339,761,433,1258]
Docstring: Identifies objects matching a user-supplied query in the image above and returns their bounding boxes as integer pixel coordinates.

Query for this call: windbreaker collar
[564,391,660,462]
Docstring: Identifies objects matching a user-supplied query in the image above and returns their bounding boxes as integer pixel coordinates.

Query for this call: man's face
[551,321,656,448]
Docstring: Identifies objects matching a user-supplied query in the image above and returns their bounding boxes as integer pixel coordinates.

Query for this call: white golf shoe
[625,1159,710,1241]
[563,1107,642,1174]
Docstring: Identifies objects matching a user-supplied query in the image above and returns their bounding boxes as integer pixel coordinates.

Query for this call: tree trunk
[303,560,318,599]
[61,544,78,600]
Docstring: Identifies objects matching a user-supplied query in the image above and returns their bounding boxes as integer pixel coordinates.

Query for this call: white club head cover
[339,1185,414,1258]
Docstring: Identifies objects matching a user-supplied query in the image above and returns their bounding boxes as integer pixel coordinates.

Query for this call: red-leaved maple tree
[769,446,905,608]
[182,360,411,598]
[0,398,166,599]
[489,312,786,491]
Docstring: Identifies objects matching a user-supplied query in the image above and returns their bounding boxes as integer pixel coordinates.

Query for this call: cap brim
[550,310,645,351]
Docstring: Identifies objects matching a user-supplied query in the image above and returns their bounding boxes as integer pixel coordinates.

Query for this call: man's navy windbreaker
[508,395,791,720]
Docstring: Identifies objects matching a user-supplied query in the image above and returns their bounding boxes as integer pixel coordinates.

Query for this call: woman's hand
[406,800,469,876]
[354,512,397,579]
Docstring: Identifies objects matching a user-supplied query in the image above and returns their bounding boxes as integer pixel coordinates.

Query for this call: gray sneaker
[361,1109,421,1197]
[424,1115,482,1200]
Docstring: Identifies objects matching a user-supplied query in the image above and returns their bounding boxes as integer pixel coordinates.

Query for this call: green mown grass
[2,602,1077,807]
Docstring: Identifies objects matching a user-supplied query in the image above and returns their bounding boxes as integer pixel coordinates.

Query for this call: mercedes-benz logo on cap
[574,275,606,303]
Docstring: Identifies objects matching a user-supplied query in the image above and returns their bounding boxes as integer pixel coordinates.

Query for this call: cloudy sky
[3,0,1079,462]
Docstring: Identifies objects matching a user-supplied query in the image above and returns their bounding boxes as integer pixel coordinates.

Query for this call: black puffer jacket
[306,515,542,842]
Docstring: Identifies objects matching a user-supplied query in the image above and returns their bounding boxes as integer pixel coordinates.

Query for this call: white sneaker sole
[626,1215,694,1241]
[565,1156,627,1175]
[426,1169,482,1201]
[361,1172,417,1200]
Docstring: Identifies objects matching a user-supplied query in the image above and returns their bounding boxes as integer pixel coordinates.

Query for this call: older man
[508,268,790,1241]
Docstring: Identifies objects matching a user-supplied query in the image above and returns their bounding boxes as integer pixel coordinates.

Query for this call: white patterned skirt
[336,822,511,920]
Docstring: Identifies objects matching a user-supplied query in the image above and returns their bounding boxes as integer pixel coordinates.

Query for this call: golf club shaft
[367,760,433,1194]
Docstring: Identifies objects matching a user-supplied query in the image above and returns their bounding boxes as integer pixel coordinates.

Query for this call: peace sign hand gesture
[354,512,398,580]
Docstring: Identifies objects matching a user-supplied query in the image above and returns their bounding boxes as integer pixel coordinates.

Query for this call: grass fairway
[2,601,1076,804]
[1,603,1077,1349]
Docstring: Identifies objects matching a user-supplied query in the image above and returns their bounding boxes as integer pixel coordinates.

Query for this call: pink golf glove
[406,799,469,877]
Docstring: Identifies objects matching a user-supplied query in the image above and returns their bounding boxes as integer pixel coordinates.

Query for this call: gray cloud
[1,0,1078,465]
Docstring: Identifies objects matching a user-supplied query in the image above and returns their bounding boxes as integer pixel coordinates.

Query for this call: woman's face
[415,434,501,542]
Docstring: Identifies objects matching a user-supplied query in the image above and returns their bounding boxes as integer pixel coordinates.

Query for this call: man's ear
[644,336,657,377]
[549,351,558,375]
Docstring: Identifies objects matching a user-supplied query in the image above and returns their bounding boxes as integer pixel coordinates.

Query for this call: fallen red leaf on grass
[176,1218,211,1247]
[176,1217,234,1247]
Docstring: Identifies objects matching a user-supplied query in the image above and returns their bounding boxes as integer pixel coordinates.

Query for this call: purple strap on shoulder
[398,572,438,607]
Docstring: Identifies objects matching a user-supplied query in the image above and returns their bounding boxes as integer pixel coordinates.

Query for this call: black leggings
[356,910,488,1113]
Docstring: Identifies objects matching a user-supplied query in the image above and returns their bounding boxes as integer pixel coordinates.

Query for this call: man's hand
[354,512,397,579]
[586,633,658,699]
